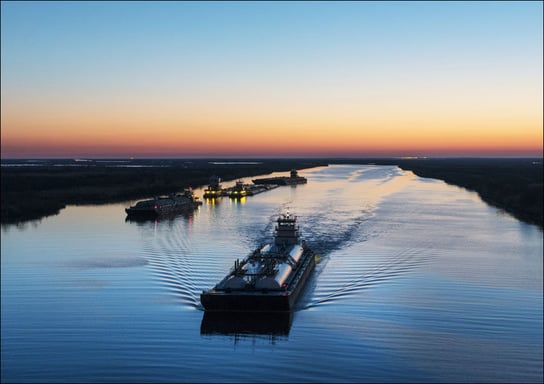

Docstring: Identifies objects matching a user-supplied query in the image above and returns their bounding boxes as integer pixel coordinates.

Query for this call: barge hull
[125,204,199,219]
[201,252,315,312]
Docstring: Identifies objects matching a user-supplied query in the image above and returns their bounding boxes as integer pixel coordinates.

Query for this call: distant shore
[1,158,542,228]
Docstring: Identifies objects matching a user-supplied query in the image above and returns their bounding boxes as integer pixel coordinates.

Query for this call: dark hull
[201,250,315,312]
[203,189,226,198]
[125,202,200,219]
[124,208,159,219]
[252,177,307,185]
[228,193,247,199]
[246,185,279,195]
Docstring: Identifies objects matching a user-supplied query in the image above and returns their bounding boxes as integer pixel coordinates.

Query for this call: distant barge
[201,212,315,312]
[203,176,279,199]
[228,181,279,199]
[252,169,307,186]
[125,189,202,219]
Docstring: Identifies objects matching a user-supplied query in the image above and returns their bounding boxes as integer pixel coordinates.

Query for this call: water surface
[2,164,542,383]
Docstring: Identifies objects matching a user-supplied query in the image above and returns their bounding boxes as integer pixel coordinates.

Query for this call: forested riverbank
[1,158,542,228]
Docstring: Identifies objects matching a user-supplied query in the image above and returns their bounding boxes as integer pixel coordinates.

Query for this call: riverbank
[1,158,542,228]
[0,159,326,225]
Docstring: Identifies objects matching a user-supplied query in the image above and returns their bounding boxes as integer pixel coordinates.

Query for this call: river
[1,164,542,383]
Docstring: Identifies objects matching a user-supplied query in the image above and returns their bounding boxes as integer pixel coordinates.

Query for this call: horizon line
[2,155,543,161]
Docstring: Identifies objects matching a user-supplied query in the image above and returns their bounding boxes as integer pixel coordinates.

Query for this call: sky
[1,1,542,158]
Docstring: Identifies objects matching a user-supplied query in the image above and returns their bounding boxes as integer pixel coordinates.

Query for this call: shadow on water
[200,311,293,340]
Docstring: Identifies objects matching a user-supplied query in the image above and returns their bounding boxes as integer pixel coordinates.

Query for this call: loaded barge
[203,176,280,200]
[125,189,202,219]
[252,169,307,186]
[227,181,279,199]
[201,212,315,312]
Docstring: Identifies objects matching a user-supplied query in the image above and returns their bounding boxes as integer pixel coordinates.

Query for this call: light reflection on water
[1,164,542,383]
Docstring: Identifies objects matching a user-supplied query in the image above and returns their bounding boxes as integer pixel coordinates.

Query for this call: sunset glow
[1,1,542,158]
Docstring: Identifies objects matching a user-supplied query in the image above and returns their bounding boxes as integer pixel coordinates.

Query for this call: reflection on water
[200,311,293,338]
[1,165,542,383]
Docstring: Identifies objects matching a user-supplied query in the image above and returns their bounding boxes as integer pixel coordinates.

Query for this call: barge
[125,189,202,219]
[252,169,307,186]
[226,181,279,198]
[200,211,315,312]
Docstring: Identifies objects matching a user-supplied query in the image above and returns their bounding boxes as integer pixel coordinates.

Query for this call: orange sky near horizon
[2,92,542,157]
[2,114,541,158]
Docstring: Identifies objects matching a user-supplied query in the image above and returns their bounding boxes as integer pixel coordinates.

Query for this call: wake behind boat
[200,211,316,312]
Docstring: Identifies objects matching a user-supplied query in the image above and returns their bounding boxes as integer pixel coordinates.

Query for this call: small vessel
[252,169,307,186]
[203,175,225,198]
[125,189,202,219]
[201,211,316,312]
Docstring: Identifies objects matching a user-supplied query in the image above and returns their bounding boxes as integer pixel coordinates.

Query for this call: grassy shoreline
[1,158,542,228]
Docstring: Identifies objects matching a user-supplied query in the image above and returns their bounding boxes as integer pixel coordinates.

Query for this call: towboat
[228,181,249,199]
[203,175,226,198]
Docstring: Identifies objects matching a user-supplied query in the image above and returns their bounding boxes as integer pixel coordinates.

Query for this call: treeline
[1,159,326,224]
[2,158,542,228]
[335,157,543,228]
